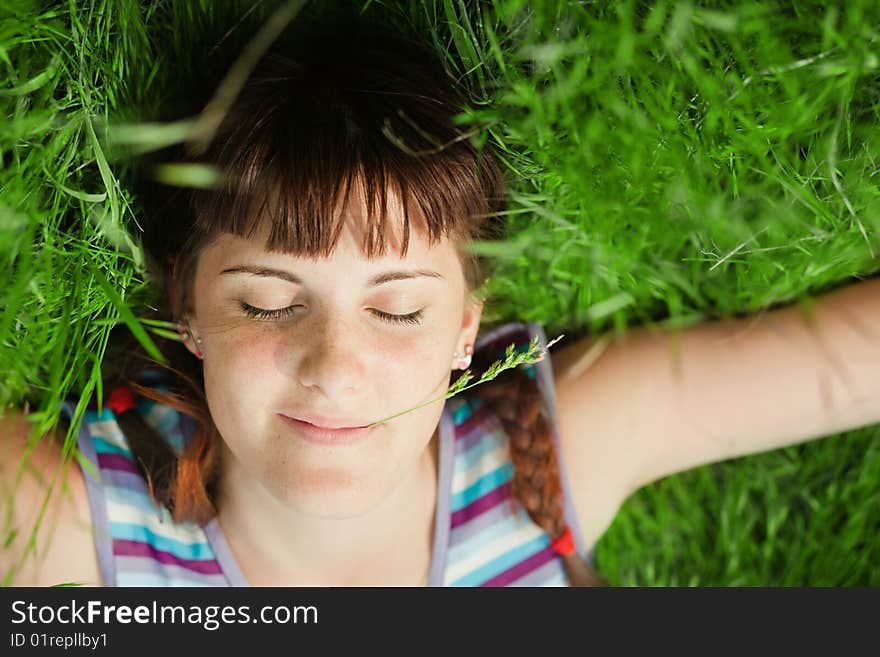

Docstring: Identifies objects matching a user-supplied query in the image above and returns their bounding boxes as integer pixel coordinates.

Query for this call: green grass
[1,0,879,585]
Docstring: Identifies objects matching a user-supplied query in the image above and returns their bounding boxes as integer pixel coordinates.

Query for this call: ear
[178,316,202,359]
[458,293,484,351]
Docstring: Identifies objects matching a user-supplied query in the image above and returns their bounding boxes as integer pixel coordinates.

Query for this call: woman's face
[182,194,482,518]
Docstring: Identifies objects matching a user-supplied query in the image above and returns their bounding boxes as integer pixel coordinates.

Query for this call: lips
[277,413,377,445]
[281,413,370,430]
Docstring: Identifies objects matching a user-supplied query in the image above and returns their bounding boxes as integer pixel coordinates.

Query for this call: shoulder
[543,327,642,551]
[0,405,102,586]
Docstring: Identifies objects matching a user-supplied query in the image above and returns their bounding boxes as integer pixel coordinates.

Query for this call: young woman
[2,12,878,587]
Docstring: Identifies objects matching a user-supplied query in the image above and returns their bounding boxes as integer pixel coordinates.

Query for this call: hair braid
[101,336,223,526]
[470,365,607,587]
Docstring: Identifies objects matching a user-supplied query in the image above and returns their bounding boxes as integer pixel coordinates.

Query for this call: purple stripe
[454,401,492,440]
[449,494,516,544]
[115,555,229,586]
[450,482,512,528]
[514,556,567,586]
[455,405,485,435]
[99,468,150,494]
[480,546,557,587]
[97,453,140,475]
[456,412,505,454]
[113,539,223,575]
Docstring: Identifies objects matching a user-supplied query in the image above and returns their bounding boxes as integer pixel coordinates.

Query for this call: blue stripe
[450,533,550,586]
[450,462,514,510]
[137,402,188,453]
[86,408,116,423]
[147,405,180,436]
[452,399,474,424]
[92,436,132,457]
[150,416,185,451]
[109,522,215,560]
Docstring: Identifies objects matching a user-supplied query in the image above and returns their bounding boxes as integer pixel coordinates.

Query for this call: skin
[179,188,483,585]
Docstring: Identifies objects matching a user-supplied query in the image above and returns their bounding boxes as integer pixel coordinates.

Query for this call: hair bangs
[187,39,494,263]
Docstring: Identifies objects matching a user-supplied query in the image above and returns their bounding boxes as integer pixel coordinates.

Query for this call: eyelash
[239,302,424,326]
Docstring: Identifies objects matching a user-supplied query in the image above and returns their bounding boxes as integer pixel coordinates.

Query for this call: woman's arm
[0,410,101,586]
[553,277,880,497]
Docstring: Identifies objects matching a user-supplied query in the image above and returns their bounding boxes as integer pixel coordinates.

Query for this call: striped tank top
[60,321,594,586]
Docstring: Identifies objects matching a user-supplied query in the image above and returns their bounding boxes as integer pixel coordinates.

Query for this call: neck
[214,429,440,586]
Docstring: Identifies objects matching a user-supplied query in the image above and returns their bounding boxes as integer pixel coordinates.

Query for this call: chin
[267,468,387,519]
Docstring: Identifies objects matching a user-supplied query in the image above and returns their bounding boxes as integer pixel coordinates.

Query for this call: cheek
[202,335,274,395]
[203,320,455,412]
[201,332,282,426]
[373,341,455,435]
[377,329,454,383]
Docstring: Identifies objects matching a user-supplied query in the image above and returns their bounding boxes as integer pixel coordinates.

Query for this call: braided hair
[463,333,607,587]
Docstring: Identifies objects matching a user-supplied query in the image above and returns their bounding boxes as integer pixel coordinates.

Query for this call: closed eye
[369,309,424,325]
[239,302,423,325]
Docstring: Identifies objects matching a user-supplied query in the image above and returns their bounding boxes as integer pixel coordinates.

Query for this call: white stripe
[540,572,568,587]
[88,419,131,452]
[451,439,510,491]
[444,520,544,584]
[105,497,206,545]
[143,402,174,431]
[116,571,218,587]
[114,556,225,587]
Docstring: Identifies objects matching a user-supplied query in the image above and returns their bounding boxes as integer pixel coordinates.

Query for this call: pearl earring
[176,318,204,359]
[453,342,474,370]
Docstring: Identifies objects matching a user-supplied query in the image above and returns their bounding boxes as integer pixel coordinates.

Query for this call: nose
[295,307,366,397]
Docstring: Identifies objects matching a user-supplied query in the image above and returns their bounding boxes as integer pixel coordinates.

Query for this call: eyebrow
[219,265,444,287]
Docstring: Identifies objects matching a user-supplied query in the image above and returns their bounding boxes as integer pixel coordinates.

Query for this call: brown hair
[107,10,604,586]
